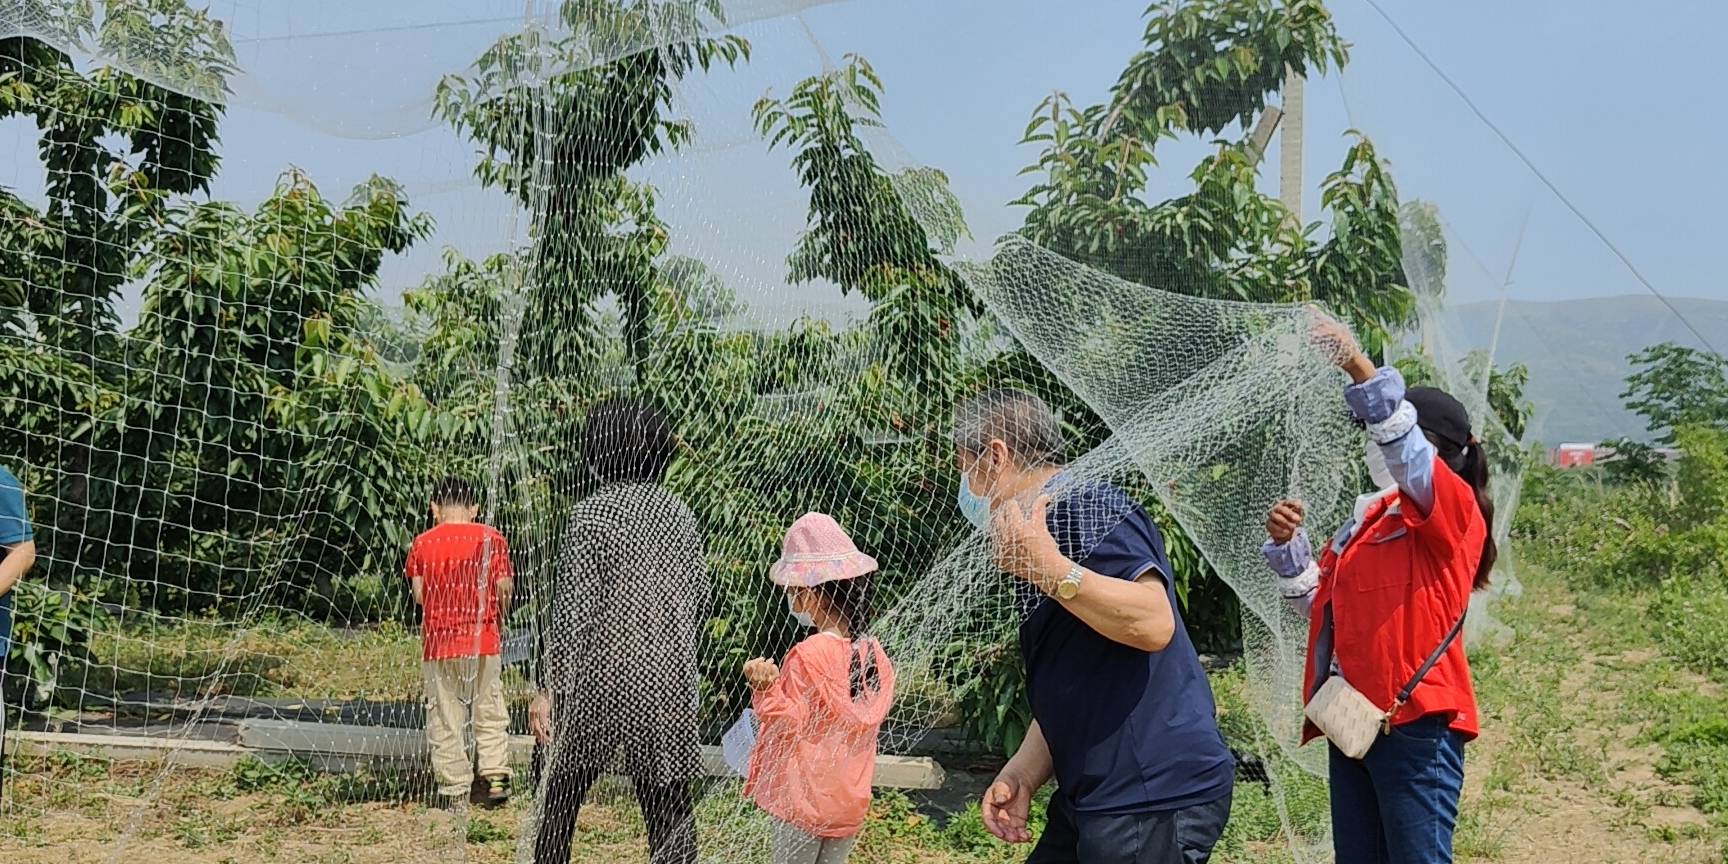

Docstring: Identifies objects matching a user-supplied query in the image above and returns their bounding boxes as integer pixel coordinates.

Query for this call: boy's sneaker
[483,775,509,807]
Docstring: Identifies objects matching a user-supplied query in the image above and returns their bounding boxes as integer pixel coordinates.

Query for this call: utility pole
[1279,66,1304,226]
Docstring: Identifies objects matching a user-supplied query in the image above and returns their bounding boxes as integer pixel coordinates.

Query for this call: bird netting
[0,1,1628,863]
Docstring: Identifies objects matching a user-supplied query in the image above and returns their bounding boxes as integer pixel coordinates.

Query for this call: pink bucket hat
[768,512,879,588]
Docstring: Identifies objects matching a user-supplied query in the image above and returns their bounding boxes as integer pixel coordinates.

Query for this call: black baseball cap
[1407,387,1473,450]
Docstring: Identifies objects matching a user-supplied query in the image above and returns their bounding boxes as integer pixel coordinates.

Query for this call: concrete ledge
[5,730,252,769]
[238,719,944,790]
[9,722,946,790]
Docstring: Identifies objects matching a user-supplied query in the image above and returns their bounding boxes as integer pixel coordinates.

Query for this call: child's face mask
[786,591,815,629]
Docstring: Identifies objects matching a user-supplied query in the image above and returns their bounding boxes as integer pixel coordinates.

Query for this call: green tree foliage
[0,7,230,486]
[1470,352,1532,442]
[1674,425,1728,528]
[1604,424,1728,590]
[626,53,993,730]
[659,255,744,324]
[1621,342,1728,445]
[423,0,767,675]
[1600,437,1667,485]
[1519,423,1728,595]
[0,5,236,694]
[399,248,596,608]
[0,5,493,696]
[0,4,230,353]
[1012,0,1413,354]
[3,580,113,709]
[58,172,430,616]
[753,53,975,401]
[433,0,748,377]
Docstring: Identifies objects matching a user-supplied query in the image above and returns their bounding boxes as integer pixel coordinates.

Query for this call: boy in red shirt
[408,477,515,807]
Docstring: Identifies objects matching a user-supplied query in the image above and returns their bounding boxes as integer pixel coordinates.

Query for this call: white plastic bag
[720,708,759,777]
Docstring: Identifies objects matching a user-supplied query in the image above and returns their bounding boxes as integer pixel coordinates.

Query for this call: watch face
[1057,579,1079,600]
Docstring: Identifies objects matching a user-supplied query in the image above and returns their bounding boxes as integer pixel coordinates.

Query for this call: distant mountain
[1439,296,1728,445]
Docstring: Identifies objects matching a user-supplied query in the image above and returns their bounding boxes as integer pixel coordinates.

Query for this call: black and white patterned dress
[539,481,709,786]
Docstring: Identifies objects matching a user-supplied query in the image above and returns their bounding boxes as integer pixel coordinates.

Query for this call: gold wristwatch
[1055,562,1084,600]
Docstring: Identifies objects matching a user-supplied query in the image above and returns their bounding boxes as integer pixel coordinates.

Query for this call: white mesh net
[0,0,1657,862]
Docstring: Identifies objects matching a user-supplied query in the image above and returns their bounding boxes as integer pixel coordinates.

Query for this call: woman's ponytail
[1456,440,1497,590]
[1409,385,1498,591]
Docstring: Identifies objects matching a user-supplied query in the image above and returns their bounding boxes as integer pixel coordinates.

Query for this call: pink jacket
[746,633,896,838]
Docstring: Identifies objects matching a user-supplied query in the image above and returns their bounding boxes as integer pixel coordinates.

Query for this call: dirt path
[1456,573,1721,863]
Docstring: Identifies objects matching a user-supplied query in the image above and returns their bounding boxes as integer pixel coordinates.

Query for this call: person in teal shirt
[1,465,36,775]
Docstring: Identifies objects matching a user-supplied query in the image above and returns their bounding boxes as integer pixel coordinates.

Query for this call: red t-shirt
[406,522,514,661]
[1303,454,1485,744]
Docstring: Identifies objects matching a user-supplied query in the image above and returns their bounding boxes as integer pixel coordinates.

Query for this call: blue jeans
[1328,714,1465,864]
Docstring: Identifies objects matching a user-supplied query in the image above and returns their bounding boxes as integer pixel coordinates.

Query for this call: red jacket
[1303,454,1484,745]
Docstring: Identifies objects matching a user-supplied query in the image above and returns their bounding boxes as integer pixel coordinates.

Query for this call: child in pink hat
[742,512,896,864]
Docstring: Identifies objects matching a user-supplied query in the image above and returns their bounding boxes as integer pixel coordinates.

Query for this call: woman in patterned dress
[529,397,708,864]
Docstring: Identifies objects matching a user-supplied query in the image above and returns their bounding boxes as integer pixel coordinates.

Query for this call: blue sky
[3,0,1722,324]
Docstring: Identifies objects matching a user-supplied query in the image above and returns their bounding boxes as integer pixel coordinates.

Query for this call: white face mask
[957,463,992,531]
[786,592,815,629]
[1364,438,1395,490]
[1352,439,1399,526]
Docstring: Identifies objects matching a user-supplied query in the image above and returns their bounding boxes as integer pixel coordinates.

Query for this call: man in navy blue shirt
[954,390,1234,864]
[0,465,37,773]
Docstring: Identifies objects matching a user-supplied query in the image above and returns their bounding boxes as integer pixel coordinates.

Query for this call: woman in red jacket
[1263,320,1495,864]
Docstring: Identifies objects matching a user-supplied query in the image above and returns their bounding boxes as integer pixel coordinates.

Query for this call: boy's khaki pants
[423,655,511,796]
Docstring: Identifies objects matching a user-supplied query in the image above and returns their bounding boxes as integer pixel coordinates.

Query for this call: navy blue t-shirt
[0,466,32,655]
[1019,478,1235,815]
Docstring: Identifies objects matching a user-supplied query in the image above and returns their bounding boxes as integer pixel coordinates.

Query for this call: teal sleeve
[0,468,32,546]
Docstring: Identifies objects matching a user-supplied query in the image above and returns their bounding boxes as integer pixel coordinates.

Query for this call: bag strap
[1382,608,1467,730]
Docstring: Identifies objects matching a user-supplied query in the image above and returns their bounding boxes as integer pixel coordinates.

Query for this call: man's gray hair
[953,388,1066,466]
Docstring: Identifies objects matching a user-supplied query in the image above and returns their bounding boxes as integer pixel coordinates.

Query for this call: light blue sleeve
[1380,421,1437,516]
[1344,366,1406,425]
[1345,368,1437,516]
[1263,528,1319,620]
[1261,529,1312,578]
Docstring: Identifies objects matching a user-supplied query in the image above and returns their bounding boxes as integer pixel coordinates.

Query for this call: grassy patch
[1465,577,1606,789]
[1548,576,1728,830]
[1649,580,1728,683]
[1453,798,1511,860]
[76,617,423,702]
[1495,551,1728,859]
[12,555,1728,862]
[465,815,512,845]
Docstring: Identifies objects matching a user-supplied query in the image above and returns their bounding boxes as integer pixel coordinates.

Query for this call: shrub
[1603,517,1696,588]
[1675,424,1728,527]
[3,580,113,709]
[1651,579,1728,682]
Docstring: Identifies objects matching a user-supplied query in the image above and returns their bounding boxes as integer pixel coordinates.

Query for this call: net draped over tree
[0,2,1540,863]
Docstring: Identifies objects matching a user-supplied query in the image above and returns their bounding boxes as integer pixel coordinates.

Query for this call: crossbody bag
[1304,609,1467,759]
